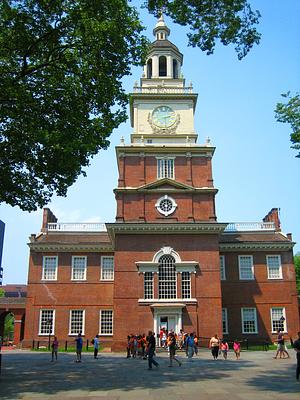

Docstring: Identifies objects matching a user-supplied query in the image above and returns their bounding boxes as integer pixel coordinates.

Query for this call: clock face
[152,106,176,128]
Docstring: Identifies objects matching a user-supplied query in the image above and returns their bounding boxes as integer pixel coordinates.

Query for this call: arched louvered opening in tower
[147,58,152,78]
[159,56,167,77]
[173,59,178,79]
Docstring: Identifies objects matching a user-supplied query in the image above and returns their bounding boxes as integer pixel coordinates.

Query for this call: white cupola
[142,16,183,81]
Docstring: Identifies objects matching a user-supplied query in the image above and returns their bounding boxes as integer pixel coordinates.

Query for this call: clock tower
[107,16,226,350]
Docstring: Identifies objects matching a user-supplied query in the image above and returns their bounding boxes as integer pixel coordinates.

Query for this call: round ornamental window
[155,195,177,217]
[160,198,173,213]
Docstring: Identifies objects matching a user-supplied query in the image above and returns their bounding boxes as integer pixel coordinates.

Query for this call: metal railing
[47,223,107,232]
[224,222,275,232]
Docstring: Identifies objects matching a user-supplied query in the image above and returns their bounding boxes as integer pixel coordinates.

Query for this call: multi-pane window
[42,256,58,280]
[100,310,113,335]
[39,309,55,335]
[220,256,226,280]
[271,307,287,332]
[157,158,174,179]
[238,256,254,280]
[181,272,191,299]
[267,255,282,279]
[158,255,176,299]
[72,256,87,280]
[241,308,258,334]
[101,256,114,280]
[69,310,85,335]
[144,272,154,299]
[222,308,228,334]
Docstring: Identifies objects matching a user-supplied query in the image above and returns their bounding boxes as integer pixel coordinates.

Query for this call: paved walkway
[0,349,299,399]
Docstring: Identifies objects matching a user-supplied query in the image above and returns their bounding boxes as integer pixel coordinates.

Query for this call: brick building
[23,17,299,350]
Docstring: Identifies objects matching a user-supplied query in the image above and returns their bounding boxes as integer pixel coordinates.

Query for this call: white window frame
[71,256,87,281]
[39,309,55,336]
[42,256,58,281]
[101,256,114,281]
[158,255,177,299]
[220,255,226,280]
[181,271,191,299]
[69,309,85,336]
[157,157,175,179]
[270,307,287,333]
[222,308,228,334]
[241,307,258,334]
[144,272,154,299]
[266,255,282,279]
[238,255,254,280]
[99,310,113,336]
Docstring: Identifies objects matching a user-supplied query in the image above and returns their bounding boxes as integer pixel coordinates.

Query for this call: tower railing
[133,86,193,94]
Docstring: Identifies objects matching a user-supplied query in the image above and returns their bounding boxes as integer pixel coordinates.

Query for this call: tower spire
[153,13,170,40]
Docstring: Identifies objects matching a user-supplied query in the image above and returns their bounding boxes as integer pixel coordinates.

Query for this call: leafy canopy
[275,92,300,158]
[146,0,261,60]
[0,0,261,211]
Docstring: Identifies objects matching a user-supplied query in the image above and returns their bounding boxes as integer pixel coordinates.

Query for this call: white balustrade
[224,222,275,232]
[133,86,193,94]
[47,222,107,232]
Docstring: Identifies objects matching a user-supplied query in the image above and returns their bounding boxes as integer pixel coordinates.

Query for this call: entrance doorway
[159,316,176,333]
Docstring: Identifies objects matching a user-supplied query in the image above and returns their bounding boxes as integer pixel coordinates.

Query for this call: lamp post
[47,319,52,351]
[279,316,285,332]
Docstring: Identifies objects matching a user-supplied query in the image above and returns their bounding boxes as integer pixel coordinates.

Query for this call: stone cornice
[114,186,218,195]
[28,243,113,252]
[106,222,227,241]
[115,145,215,158]
[219,242,295,252]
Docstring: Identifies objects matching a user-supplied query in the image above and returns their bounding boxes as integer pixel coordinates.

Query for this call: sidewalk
[0,349,298,400]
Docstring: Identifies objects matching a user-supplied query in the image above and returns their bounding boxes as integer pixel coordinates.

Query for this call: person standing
[51,336,58,362]
[220,340,229,360]
[209,334,220,360]
[93,334,100,359]
[75,332,83,363]
[290,331,300,380]
[168,332,182,367]
[186,333,195,360]
[233,339,241,360]
[147,331,159,370]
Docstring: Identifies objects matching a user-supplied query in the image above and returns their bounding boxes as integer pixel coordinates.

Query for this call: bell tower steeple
[130,16,198,145]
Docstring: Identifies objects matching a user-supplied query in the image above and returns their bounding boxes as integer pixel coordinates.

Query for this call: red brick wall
[112,233,222,351]
[221,250,300,340]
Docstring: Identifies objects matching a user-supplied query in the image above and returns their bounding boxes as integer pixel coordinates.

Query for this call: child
[233,340,241,360]
[220,340,229,360]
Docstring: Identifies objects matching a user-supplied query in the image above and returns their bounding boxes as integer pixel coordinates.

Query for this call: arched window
[158,255,176,299]
[147,59,152,79]
[173,59,178,79]
[159,56,167,77]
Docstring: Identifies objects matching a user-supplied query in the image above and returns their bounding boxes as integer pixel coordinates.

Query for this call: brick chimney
[41,208,58,232]
[263,208,281,231]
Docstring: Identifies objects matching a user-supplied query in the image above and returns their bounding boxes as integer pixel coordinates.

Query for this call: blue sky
[1,0,299,284]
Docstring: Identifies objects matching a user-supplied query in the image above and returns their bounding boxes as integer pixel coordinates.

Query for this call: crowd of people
[125,329,242,368]
[48,329,300,380]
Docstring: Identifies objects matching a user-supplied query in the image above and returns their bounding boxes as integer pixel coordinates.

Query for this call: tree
[294,252,300,294]
[0,1,261,211]
[275,92,300,158]
[147,0,261,59]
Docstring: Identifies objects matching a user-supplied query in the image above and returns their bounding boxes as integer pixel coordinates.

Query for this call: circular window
[155,195,177,217]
